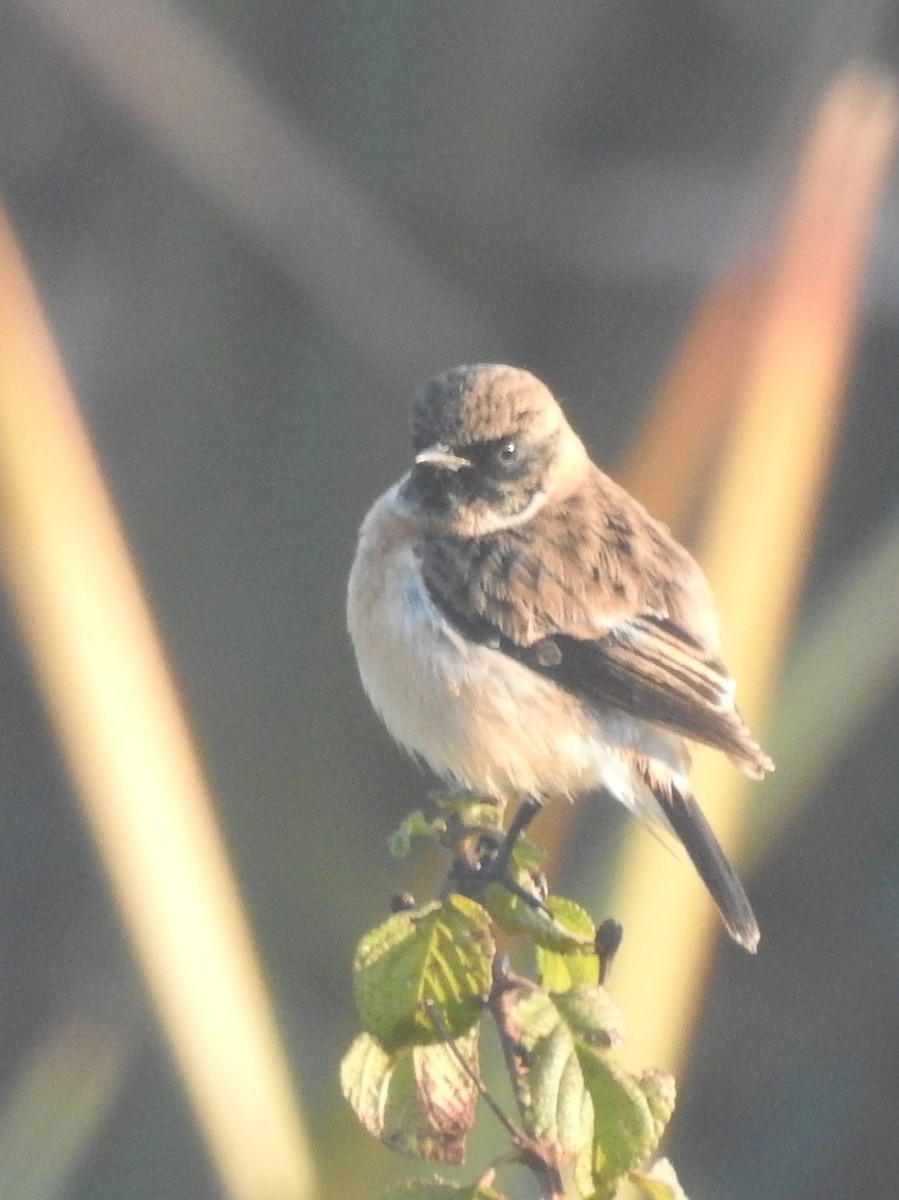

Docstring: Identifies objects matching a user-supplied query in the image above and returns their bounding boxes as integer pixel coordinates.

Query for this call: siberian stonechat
[348,364,772,950]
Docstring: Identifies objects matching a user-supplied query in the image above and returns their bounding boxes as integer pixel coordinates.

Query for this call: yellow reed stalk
[622,262,766,530]
[609,66,898,1072]
[0,1016,131,1200]
[0,208,316,1200]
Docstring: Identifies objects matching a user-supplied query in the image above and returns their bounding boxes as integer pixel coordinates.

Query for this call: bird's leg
[491,795,543,878]
[444,795,548,912]
[480,796,548,912]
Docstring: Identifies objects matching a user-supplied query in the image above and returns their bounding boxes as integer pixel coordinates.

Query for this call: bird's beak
[414,445,471,472]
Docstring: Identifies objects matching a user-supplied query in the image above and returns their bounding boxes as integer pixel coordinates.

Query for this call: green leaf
[480,882,535,936]
[532,896,600,993]
[354,896,494,1048]
[499,986,593,1166]
[389,810,446,857]
[384,1033,480,1162]
[340,1030,481,1163]
[491,891,596,958]
[507,831,546,875]
[536,943,600,994]
[378,1176,507,1200]
[629,1156,690,1199]
[433,794,506,835]
[340,1031,393,1137]
[577,1043,673,1194]
[552,985,624,1048]
[637,1069,677,1138]
[532,894,597,951]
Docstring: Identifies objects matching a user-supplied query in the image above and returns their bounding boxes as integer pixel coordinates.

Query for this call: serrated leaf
[532,895,597,951]
[481,881,540,936]
[491,891,596,956]
[629,1157,690,1199]
[533,897,600,993]
[637,1069,677,1138]
[414,1030,481,1154]
[577,1043,665,1192]
[552,985,624,1048]
[498,986,592,1166]
[536,943,600,993]
[354,896,494,1047]
[384,1032,480,1162]
[378,1176,507,1200]
[573,1132,597,1200]
[434,794,506,835]
[341,1030,481,1163]
[535,938,598,996]
[389,810,446,857]
[340,1031,393,1137]
[508,832,545,875]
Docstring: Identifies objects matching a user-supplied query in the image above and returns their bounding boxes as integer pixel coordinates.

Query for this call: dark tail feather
[656,786,760,952]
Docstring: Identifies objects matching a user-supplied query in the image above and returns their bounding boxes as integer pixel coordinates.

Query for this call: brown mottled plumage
[348,364,773,950]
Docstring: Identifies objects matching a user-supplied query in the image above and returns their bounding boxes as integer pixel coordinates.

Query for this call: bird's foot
[444,795,548,914]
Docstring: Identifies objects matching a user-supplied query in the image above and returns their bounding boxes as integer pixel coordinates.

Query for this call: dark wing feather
[546,617,772,776]
[419,470,773,777]
[636,764,760,951]
[428,585,770,776]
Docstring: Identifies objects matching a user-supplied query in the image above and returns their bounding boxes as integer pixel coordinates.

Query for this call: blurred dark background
[1,2,899,1198]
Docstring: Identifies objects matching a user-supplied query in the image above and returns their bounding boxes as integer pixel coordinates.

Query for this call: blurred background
[1,2,899,1199]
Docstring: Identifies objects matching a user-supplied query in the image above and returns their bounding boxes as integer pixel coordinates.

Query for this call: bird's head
[394,364,589,536]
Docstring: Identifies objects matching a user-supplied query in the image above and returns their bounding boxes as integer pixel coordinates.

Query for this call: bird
[347,363,773,951]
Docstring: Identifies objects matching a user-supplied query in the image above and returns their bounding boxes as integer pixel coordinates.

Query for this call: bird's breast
[347,490,665,803]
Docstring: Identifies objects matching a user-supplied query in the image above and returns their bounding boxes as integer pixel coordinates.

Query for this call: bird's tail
[640,765,760,952]
[661,786,759,951]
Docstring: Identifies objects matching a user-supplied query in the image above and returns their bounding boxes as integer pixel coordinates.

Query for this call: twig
[423,1000,524,1149]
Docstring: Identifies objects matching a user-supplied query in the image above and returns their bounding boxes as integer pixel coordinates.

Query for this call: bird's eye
[494,439,519,469]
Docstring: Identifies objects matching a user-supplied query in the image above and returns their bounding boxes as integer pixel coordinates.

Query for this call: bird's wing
[419,472,772,778]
